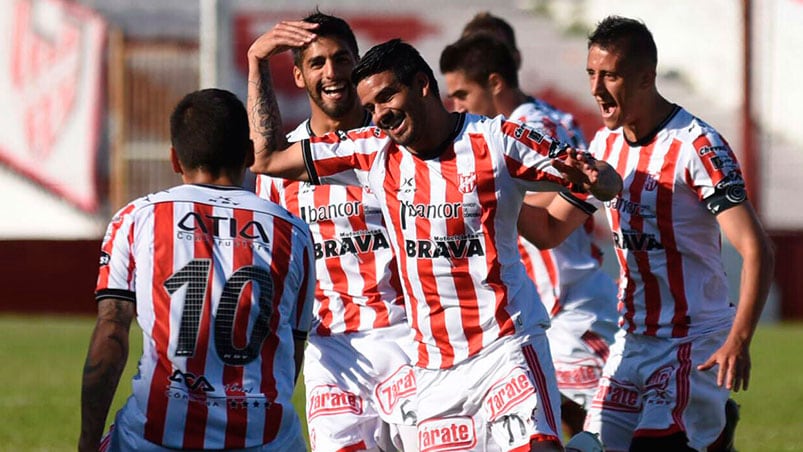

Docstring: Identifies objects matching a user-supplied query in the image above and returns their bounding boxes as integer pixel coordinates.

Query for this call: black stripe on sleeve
[95,288,136,303]
[292,329,308,341]
[301,139,320,185]
[560,191,598,215]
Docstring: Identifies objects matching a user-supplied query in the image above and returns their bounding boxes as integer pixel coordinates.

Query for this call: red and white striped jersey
[255,120,406,336]
[303,113,580,369]
[511,99,617,327]
[588,106,742,338]
[95,184,315,449]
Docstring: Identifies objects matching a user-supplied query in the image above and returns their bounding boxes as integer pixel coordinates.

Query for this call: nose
[589,73,604,97]
[322,59,336,79]
[451,99,467,113]
[373,104,388,128]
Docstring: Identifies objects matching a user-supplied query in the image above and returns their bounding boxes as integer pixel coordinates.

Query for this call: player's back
[97,183,314,449]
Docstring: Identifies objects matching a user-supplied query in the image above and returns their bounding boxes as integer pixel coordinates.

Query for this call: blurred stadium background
[1,0,801,320]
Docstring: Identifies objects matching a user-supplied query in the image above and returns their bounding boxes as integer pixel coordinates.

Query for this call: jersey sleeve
[95,202,138,302]
[254,174,282,204]
[687,129,748,215]
[497,117,576,193]
[290,228,316,340]
[302,128,381,188]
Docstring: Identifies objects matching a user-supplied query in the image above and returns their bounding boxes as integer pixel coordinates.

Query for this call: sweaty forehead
[300,36,355,61]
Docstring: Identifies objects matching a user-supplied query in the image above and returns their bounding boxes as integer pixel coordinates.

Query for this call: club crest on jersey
[483,368,535,421]
[307,385,363,420]
[644,364,674,405]
[376,366,416,415]
[457,172,476,194]
[418,417,477,452]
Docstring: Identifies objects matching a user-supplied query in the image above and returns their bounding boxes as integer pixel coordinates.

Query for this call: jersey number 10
[163,258,275,366]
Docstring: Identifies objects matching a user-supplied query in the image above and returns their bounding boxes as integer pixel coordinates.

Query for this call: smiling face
[294,36,358,119]
[357,70,427,148]
[586,43,651,131]
[443,69,496,117]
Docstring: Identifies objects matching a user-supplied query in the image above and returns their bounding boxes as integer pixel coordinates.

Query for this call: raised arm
[246,21,315,180]
[697,202,775,391]
[78,298,135,452]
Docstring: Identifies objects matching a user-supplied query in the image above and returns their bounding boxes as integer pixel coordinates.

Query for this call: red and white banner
[0,0,106,212]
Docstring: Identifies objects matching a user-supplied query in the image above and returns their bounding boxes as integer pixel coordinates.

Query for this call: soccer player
[78,88,315,451]
[253,12,416,452]
[440,31,619,438]
[247,25,623,451]
[583,16,775,451]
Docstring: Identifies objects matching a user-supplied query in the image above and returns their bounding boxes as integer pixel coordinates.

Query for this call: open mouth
[380,113,405,134]
[321,82,347,99]
[598,99,616,119]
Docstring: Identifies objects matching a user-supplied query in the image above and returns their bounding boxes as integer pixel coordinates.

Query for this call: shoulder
[670,109,731,156]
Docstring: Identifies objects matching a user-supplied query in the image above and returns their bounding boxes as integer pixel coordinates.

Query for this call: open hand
[247,20,319,61]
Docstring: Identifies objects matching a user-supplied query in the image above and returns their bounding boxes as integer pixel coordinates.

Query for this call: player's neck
[181,169,242,187]
[497,88,529,119]
[409,108,460,159]
[623,94,674,144]
[308,105,366,136]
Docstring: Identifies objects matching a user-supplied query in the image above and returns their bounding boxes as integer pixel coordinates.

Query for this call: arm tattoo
[252,60,287,154]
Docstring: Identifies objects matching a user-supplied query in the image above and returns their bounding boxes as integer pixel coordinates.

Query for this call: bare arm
[78,298,135,452]
[697,202,775,391]
[517,192,592,249]
[246,21,315,180]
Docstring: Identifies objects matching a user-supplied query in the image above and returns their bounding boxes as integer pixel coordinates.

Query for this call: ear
[293,65,306,89]
[416,72,431,97]
[487,73,505,96]
[170,147,183,174]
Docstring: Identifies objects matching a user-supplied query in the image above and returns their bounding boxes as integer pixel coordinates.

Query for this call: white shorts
[100,396,306,451]
[584,329,730,451]
[304,323,416,452]
[414,332,562,452]
[547,308,617,410]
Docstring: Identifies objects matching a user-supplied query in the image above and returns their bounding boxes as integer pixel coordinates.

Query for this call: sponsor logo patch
[376,366,416,415]
[307,385,363,420]
[418,417,476,452]
[483,368,535,421]
[591,377,641,412]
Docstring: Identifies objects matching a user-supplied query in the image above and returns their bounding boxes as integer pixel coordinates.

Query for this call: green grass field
[1,315,801,451]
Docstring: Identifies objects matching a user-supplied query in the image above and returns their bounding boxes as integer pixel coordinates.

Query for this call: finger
[725,361,736,390]
[732,367,742,392]
[742,365,750,391]
[697,356,715,372]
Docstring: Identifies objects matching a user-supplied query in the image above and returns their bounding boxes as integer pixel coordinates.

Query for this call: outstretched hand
[551,148,598,189]
[247,20,318,61]
[552,149,622,202]
[697,337,752,392]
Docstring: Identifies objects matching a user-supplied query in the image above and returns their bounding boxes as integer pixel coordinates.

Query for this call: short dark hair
[440,34,519,89]
[461,12,517,52]
[352,38,440,97]
[292,9,359,66]
[169,88,250,175]
[588,16,657,70]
